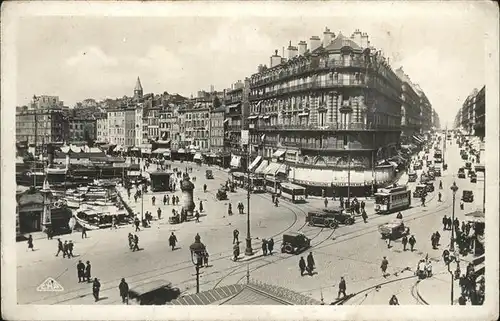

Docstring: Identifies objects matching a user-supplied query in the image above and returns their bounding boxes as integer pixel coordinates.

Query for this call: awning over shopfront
[388,161,398,168]
[194,153,203,160]
[152,148,171,154]
[272,149,286,158]
[130,147,140,151]
[248,156,262,171]
[254,159,269,174]
[223,119,229,123]
[465,210,484,223]
[230,155,242,168]
[264,162,286,176]
[177,148,186,154]
[412,135,423,144]
[227,103,241,109]
[248,115,258,120]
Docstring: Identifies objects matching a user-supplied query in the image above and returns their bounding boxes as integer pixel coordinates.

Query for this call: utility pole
[245,143,253,256]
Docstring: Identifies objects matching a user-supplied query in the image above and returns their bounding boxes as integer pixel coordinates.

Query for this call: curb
[414,280,430,305]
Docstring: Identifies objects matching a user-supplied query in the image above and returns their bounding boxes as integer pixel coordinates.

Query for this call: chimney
[323,27,333,47]
[361,32,369,48]
[270,49,282,68]
[287,40,294,59]
[298,41,307,55]
[310,36,321,52]
[351,29,362,47]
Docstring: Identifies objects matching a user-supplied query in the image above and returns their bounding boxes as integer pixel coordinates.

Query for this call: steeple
[134,76,143,100]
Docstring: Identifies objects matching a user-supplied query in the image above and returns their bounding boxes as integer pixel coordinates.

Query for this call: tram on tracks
[265,175,281,194]
[231,172,266,193]
[374,185,411,214]
[279,182,306,204]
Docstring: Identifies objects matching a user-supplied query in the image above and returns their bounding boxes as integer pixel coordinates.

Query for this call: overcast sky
[13,2,493,127]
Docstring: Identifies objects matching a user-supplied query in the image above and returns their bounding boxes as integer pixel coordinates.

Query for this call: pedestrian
[163,195,167,205]
[460,201,464,210]
[152,196,156,206]
[56,238,64,256]
[262,239,268,256]
[438,192,442,202]
[27,234,34,251]
[128,233,133,250]
[306,252,315,275]
[389,295,399,305]
[381,256,389,277]
[233,229,239,244]
[267,238,274,255]
[338,277,347,299]
[92,278,101,302]
[299,257,306,276]
[157,207,162,220]
[63,240,69,258]
[461,221,466,233]
[409,235,416,252]
[68,240,74,257]
[442,215,448,230]
[271,194,275,203]
[396,212,403,219]
[435,231,441,245]
[195,210,200,222]
[421,196,426,207]
[119,278,129,304]
[133,234,139,251]
[85,261,92,282]
[402,235,408,251]
[361,209,368,223]
[166,194,170,205]
[274,197,279,207]
[340,196,344,208]
[458,294,467,305]
[169,232,177,250]
[203,184,207,193]
[360,200,365,211]
[321,188,325,198]
[228,203,233,216]
[203,250,209,267]
[199,200,203,213]
[324,198,328,208]
[134,217,140,232]
[446,217,452,230]
[77,260,85,283]
[233,242,240,261]
[431,233,437,249]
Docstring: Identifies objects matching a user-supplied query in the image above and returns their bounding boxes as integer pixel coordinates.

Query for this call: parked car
[413,185,427,198]
[306,210,339,229]
[434,167,442,177]
[465,161,472,169]
[462,190,474,203]
[323,206,355,225]
[205,170,214,179]
[425,181,435,193]
[458,167,466,179]
[281,232,311,254]
[408,172,418,182]
[414,162,423,170]
[378,219,410,240]
[216,188,227,200]
[470,172,477,183]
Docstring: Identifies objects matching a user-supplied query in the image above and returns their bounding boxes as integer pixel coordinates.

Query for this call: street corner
[414,271,458,305]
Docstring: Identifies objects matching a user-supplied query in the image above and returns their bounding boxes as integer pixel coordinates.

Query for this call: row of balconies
[247,140,372,151]
[248,122,401,132]
[251,60,370,87]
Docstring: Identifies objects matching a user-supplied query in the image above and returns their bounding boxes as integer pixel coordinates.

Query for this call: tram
[265,175,281,194]
[231,172,245,187]
[279,182,306,204]
[374,185,411,214]
[434,150,443,164]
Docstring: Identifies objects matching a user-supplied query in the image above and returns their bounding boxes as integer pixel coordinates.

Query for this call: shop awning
[194,153,203,160]
[263,115,270,119]
[388,161,398,168]
[227,103,241,109]
[248,156,262,171]
[230,155,242,168]
[152,148,170,154]
[465,210,484,223]
[298,113,309,117]
[272,149,286,158]
[141,148,152,154]
[264,162,287,175]
[223,119,229,123]
[130,147,140,151]
[412,135,423,144]
[248,116,258,120]
[254,160,269,174]
[177,148,186,154]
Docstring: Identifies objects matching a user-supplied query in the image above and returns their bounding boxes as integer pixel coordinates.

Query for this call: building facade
[178,101,212,151]
[107,108,136,146]
[416,86,433,133]
[16,107,68,146]
[394,67,422,140]
[210,106,226,153]
[96,114,108,143]
[67,117,97,143]
[223,79,251,154]
[247,29,403,192]
[454,86,485,140]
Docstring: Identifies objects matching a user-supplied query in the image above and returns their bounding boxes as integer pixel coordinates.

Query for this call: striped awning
[248,156,262,171]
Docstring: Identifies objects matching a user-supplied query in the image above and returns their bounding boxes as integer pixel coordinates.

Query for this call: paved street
[16,137,483,305]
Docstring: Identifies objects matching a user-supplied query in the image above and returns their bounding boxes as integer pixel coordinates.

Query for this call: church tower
[134,76,143,101]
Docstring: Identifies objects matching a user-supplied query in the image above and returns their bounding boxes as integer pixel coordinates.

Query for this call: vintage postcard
[1,1,499,320]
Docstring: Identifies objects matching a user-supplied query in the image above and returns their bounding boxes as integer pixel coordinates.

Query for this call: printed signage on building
[241,130,249,145]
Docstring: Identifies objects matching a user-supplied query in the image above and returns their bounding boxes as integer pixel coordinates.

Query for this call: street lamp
[450,182,459,251]
[446,253,460,305]
[245,144,254,256]
[189,234,206,294]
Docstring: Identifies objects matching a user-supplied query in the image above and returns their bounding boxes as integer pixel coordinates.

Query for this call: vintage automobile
[306,210,339,229]
[470,172,477,183]
[462,190,474,203]
[413,184,427,198]
[458,167,466,179]
[128,280,181,305]
[281,232,311,255]
[378,219,410,240]
[205,170,214,179]
[324,206,355,225]
[426,160,433,167]
[465,161,472,169]
[425,181,435,193]
[408,172,418,182]
[413,162,423,170]
[427,171,435,181]
[168,215,180,225]
[434,167,442,177]
[216,188,228,200]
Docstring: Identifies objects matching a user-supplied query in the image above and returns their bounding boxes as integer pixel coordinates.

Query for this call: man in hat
[119,278,129,304]
[92,278,101,302]
[77,260,85,283]
[85,261,92,282]
[338,277,347,299]
[299,257,306,276]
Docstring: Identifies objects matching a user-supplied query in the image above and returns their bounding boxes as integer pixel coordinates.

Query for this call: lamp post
[443,127,447,166]
[189,235,206,294]
[450,182,459,251]
[245,144,253,256]
[446,254,459,305]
